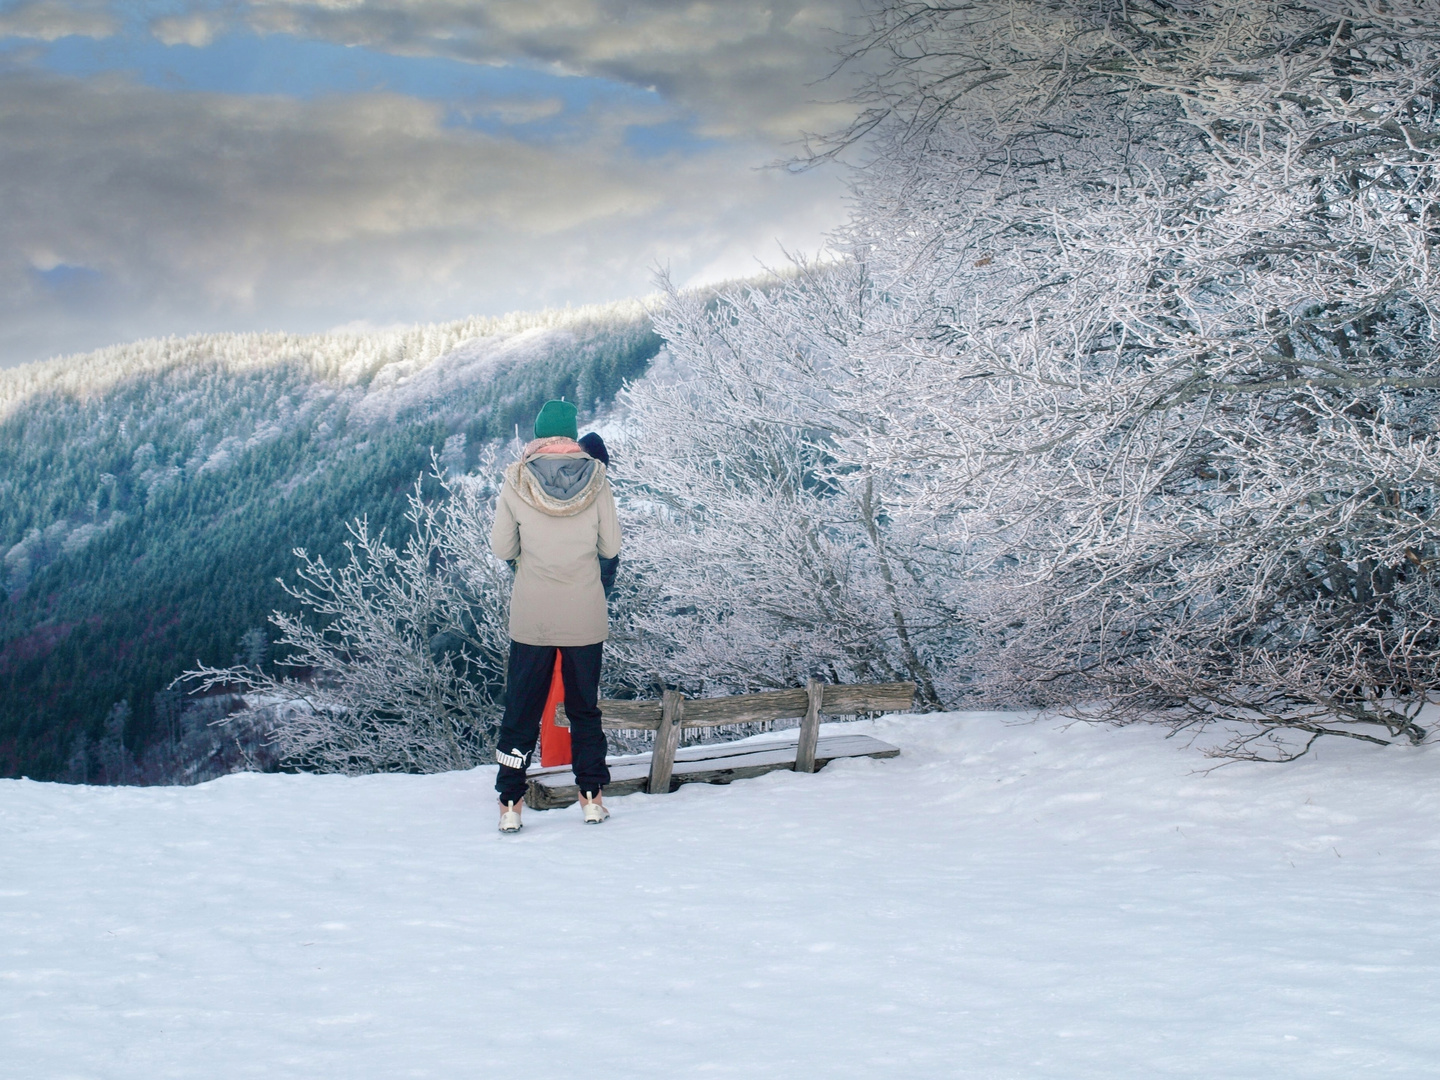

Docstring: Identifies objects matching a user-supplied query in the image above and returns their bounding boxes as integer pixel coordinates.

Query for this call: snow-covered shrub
[180,462,515,774]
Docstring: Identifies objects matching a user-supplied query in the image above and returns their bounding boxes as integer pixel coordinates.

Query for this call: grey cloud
[150,12,225,47]
[241,0,868,141]
[0,67,845,366]
[0,0,116,40]
[0,0,865,365]
[457,95,565,126]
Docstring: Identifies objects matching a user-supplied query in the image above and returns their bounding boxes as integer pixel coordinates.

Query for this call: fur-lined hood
[505,436,607,517]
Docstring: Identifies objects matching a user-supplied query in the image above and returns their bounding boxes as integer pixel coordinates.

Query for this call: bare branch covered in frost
[179,458,515,774]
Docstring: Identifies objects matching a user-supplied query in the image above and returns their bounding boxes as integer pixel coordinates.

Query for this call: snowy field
[3,712,1439,1079]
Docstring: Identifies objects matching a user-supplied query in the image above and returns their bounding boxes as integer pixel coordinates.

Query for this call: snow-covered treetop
[0,295,657,419]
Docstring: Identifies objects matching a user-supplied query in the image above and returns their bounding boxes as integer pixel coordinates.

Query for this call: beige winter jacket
[490,437,621,646]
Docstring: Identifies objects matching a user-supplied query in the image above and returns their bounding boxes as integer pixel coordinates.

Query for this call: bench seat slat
[524,733,900,810]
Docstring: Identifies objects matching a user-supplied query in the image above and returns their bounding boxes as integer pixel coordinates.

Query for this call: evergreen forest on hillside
[0,304,661,782]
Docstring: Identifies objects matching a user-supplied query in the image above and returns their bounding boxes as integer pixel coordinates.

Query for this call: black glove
[599,555,619,600]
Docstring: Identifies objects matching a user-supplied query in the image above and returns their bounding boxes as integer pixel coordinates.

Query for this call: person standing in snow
[490,401,620,832]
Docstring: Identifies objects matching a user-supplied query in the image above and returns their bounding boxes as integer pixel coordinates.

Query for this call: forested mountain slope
[0,303,661,782]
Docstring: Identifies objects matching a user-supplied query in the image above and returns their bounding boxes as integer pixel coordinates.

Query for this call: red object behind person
[538,652,571,766]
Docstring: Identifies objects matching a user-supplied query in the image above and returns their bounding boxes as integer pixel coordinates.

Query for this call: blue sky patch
[624,118,721,159]
[30,263,105,307]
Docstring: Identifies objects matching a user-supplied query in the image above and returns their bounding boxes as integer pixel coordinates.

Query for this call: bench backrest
[586,681,915,731]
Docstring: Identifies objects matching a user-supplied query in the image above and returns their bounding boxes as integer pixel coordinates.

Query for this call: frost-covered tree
[181,463,515,774]
[649,0,1440,756]
[612,269,967,705]
[804,0,1440,756]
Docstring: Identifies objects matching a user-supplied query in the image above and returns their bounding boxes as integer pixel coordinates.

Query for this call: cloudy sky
[0,0,867,368]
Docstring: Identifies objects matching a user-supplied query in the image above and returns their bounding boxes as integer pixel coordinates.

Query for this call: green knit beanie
[533,399,578,440]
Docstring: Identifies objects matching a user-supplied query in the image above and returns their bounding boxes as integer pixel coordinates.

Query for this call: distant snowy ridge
[0,295,656,418]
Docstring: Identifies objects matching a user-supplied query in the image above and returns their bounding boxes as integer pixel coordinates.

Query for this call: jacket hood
[507,441,606,517]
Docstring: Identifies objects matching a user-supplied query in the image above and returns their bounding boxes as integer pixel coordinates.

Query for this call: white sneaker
[498,801,523,833]
[580,794,609,824]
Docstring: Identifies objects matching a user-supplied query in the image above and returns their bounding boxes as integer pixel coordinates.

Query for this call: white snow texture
[3,713,1438,1078]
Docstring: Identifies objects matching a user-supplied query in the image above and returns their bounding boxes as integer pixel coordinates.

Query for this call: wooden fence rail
[554,678,915,800]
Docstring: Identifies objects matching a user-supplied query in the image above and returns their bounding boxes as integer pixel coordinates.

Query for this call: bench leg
[648,689,683,793]
[795,677,823,773]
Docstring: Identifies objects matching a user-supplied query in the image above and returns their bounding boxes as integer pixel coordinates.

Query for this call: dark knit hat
[578,431,609,466]
[533,399,578,440]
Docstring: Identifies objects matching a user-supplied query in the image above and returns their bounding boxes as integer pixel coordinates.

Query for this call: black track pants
[494,641,609,806]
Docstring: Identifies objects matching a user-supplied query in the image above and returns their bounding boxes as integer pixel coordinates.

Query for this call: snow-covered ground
[4,712,1439,1078]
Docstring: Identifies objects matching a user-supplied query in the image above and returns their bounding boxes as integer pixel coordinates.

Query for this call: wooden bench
[524,678,913,810]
